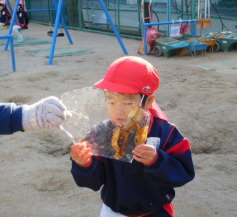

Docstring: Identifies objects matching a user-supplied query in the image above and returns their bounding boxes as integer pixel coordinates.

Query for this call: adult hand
[132,144,157,165]
[71,141,93,167]
[22,96,71,131]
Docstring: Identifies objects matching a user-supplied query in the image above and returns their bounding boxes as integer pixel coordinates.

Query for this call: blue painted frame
[0,35,16,71]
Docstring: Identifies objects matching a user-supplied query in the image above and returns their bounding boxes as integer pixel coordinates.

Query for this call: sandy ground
[0,23,237,217]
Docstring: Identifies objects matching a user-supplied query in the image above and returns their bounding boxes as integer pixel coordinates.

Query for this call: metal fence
[26,0,237,38]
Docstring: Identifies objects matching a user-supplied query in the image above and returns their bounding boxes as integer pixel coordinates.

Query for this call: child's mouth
[114,118,125,125]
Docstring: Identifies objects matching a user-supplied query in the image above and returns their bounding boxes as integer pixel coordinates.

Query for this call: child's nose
[114,106,126,116]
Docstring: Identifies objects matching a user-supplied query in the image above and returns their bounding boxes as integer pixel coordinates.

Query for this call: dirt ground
[0,23,237,217]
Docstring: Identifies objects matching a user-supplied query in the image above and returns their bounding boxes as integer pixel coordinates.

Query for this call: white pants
[100,204,126,217]
[13,25,22,35]
[13,25,25,42]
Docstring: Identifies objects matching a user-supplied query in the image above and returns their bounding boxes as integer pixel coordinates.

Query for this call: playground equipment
[215,32,237,52]
[3,0,73,66]
[141,0,153,25]
[3,0,128,69]
[152,37,189,57]
[201,33,217,52]
[185,40,208,56]
[0,0,17,72]
[46,0,64,37]
[138,0,159,55]
[142,0,172,36]
[189,32,219,52]
[190,32,233,52]
[197,0,212,28]
[143,19,197,55]
[97,0,128,55]
[0,34,16,71]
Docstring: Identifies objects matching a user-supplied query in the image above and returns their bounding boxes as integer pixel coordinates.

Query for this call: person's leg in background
[13,25,24,42]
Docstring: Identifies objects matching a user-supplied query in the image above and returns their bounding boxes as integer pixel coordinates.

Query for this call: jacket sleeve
[71,156,105,191]
[0,103,24,135]
[23,11,29,26]
[144,124,195,188]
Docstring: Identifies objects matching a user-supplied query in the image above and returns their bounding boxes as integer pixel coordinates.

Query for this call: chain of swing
[47,0,64,37]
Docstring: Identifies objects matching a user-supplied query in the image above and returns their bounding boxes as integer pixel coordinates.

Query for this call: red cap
[95,56,160,96]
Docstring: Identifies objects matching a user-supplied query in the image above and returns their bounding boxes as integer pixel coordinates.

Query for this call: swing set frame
[2,0,128,70]
[3,0,73,66]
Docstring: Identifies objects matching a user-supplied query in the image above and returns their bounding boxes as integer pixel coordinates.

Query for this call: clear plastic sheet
[61,87,151,163]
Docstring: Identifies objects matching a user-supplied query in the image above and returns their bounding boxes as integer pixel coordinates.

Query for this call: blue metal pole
[143,25,147,56]
[167,0,171,37]
[193,20,197,38]
[27,9,56,12]
[6,0,13,14]
[9,35,16,71]
[0,35,16,71]
[60,15,73,44]
[52,0,73,44]
[48,0,64,65]
[191,0,196,34]
[4,0,21,51]
[143,19,197,55]
[98,0,128,54]
[145,19,197,28]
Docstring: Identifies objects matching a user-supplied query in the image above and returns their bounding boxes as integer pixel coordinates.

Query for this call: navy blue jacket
[0,103,23,135]
[0,7,11,24]
[17,6,29,29]
[71,118,195,216]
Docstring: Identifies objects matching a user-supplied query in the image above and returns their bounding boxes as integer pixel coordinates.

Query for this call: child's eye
[107,101,115,105]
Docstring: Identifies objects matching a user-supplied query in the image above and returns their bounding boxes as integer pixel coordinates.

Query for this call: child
[70,56,195,217]
[13,0,29,42]
[0,0,11,28]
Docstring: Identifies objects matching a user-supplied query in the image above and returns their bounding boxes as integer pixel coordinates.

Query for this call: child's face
[105,92,142,126]
[0,5,4,11]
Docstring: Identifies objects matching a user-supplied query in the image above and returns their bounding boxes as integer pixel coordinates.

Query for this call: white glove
[22,96,71,131]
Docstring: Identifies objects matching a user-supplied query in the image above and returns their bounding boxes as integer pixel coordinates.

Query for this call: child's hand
[71,141,93,167]
[132,144,157,165]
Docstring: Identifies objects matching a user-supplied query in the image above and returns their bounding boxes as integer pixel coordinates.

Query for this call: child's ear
[144,95,156,109]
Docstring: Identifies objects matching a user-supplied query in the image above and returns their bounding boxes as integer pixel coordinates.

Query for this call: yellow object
[0,26,8,29]
[111,105,149,160]
[203,18,212,28]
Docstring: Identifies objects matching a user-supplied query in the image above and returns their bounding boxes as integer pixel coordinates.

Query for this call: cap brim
[95,79,138,94]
